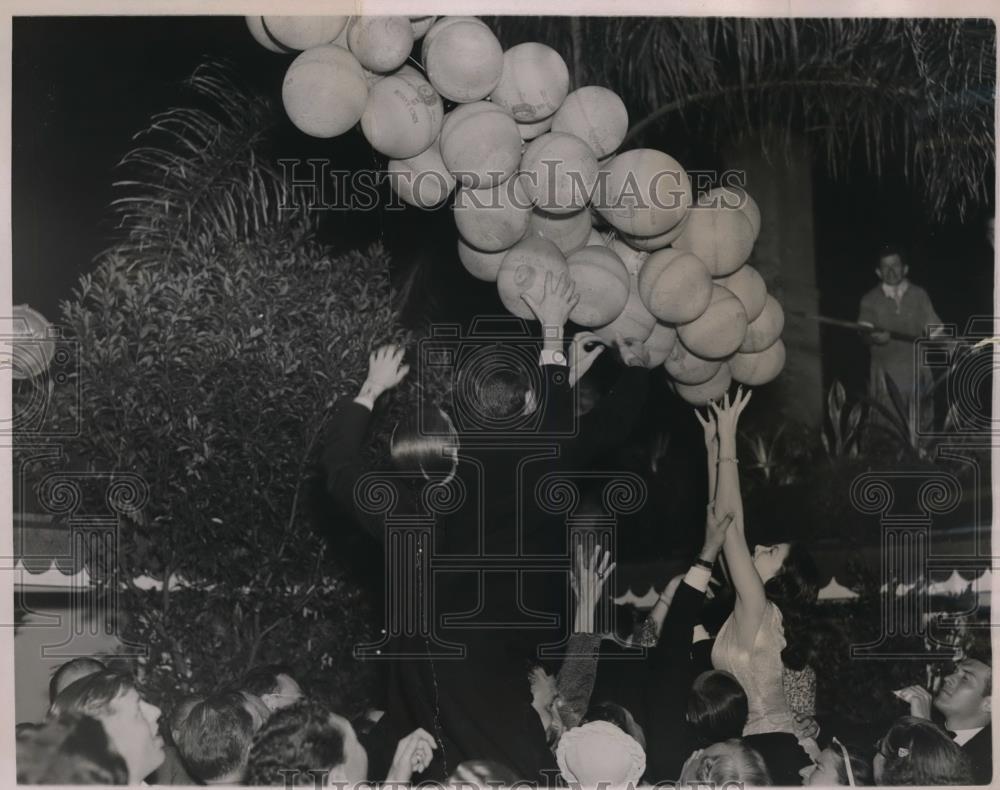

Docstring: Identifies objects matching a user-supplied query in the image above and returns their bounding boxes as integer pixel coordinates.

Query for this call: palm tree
[490,17,995,222]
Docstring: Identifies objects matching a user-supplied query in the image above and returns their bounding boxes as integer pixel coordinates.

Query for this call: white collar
[952,726,985,746]
[881,280,910,301]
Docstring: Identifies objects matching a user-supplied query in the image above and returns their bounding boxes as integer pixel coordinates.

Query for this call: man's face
[876,254,908,286]
[263,673,303,712]
[100,687,165,783]
[934,659,991,723]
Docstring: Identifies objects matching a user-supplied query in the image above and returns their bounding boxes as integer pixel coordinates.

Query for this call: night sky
[12,15,996,397]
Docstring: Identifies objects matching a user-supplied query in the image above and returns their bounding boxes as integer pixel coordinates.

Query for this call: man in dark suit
[896,655,992,784]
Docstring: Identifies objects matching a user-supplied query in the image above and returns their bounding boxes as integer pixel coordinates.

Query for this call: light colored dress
[711,602,797,736]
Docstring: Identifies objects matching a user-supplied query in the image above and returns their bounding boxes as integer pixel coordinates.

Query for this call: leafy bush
[30,64,412,712]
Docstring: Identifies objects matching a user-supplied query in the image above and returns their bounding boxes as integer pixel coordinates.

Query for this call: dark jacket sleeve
[563,365,649,467]
[645,578,706,669]
[321,398,385,544]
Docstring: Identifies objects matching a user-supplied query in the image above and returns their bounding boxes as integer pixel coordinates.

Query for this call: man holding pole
[857,244,945,430]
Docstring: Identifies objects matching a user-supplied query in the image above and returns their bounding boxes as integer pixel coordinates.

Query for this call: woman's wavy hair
[389,403,458,481]
[679,739,771,787]
[763,542,821,670]
[878,716,973,786]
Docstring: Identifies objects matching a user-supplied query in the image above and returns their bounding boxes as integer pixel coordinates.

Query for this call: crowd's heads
[168,694,204,744]
[800,738,873,786]
[390,403,460,481]
[874,716,973,786]
[48,657,106,704]
[686,670,748,746]
[456,361,534,422]
[680,739,771,787]
[174,692,258,784]
[582,700,646,751]
[17,713,129,785]
[933,656,992,729]
[241,664,303,713]
[556,720,646,786]
[48,669,164,784]
[247,701,368,786]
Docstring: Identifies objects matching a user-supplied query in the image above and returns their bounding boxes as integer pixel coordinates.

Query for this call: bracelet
[718,457,739,464]
[694,558,715,571]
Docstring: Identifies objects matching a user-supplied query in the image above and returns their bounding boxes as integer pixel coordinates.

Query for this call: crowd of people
[17,272,993,786]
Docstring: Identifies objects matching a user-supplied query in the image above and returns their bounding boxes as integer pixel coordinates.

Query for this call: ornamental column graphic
[849,471,963,660]
[353,471,465,660]
[33,472,149,657]
[533,471,647,660]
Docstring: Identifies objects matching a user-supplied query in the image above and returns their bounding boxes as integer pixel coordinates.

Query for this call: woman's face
[800,748,843,786]
[752,542,790,583]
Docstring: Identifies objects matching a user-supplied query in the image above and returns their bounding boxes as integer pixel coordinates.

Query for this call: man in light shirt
[858,245,945,430]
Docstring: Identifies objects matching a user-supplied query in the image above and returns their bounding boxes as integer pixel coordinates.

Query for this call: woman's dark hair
[687,671,749,746]
[878,716,973,786]
[582,701,632,734]
[448,759,521,786]
[246,701,346,786]
[763,542,821,670]
[456,362,532,421]
[17,713,129,784]
[390,404,458,479]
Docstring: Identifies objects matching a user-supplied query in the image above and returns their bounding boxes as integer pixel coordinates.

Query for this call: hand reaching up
[521,271,579,328]
[615,334,650,368]
[568,331,605,387]
[384,728,437,783]
[571,544,615,633]
[361,345,409,401]
[708,386,752,441]
[694,407,718,452]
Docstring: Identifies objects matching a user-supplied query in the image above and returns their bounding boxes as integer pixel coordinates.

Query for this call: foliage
[31,63,405,710]
[489,17,995,222]
[822,380,863,460]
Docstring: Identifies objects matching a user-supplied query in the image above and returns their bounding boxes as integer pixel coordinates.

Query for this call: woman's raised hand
[708,386,752,438]
[384,727,437,783]
[362,344,409,401]
[694,407,718,450]
[568,331,605,387]
[570,544,615,632]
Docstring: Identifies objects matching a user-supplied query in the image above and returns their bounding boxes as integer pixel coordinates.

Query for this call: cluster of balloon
[249,15,786,404]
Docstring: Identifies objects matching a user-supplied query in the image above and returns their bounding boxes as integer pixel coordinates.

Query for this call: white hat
[556,720,646,786]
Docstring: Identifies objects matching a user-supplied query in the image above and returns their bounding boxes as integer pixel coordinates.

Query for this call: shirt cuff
[353,395,375,411]
[539,349,568,367]
[692,624,711,644]
[683,564,713,593]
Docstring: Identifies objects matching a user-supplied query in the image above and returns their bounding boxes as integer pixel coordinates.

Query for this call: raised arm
[322,345,409,543]
[695,408,720,503]
[710,388,766,648]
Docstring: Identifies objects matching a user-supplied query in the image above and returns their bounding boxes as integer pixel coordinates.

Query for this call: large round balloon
[497,237,569,320]
[527,207,592,255]
[663,342,722,385]
[672,198,755,276]
[263,16,349,50]
[674,363,733,406]
[387,139,456,208]
[282,45,368,138]
[551,86,628,159]
[440,102,522,188]
[704,185,761,239]
[618,212,690,252]
[421,16,489,61]
[423,18,504,102]
[730,339,786,385]
[360,71,443,158]
[593,281,657,344]
[490,42,570,122]
[520,133,598,215]
[10,305,56,381]
[246,16,289,52]
[347,16,414,73]
[458,238,507,282]
[410,16,438,38]
[567,246,631,327]
[594,149,692,237]
[453,174,531,252]
[517,114,555,142]
[637,248,713,324]
[677,285,748,359]
[740,294,785,352]
[643,322,678,368]
[715,264,767,322]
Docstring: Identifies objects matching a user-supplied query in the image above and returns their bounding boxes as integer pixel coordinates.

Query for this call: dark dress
[322,363,648,783]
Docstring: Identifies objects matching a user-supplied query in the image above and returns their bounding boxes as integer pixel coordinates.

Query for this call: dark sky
[12,15,995,397]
